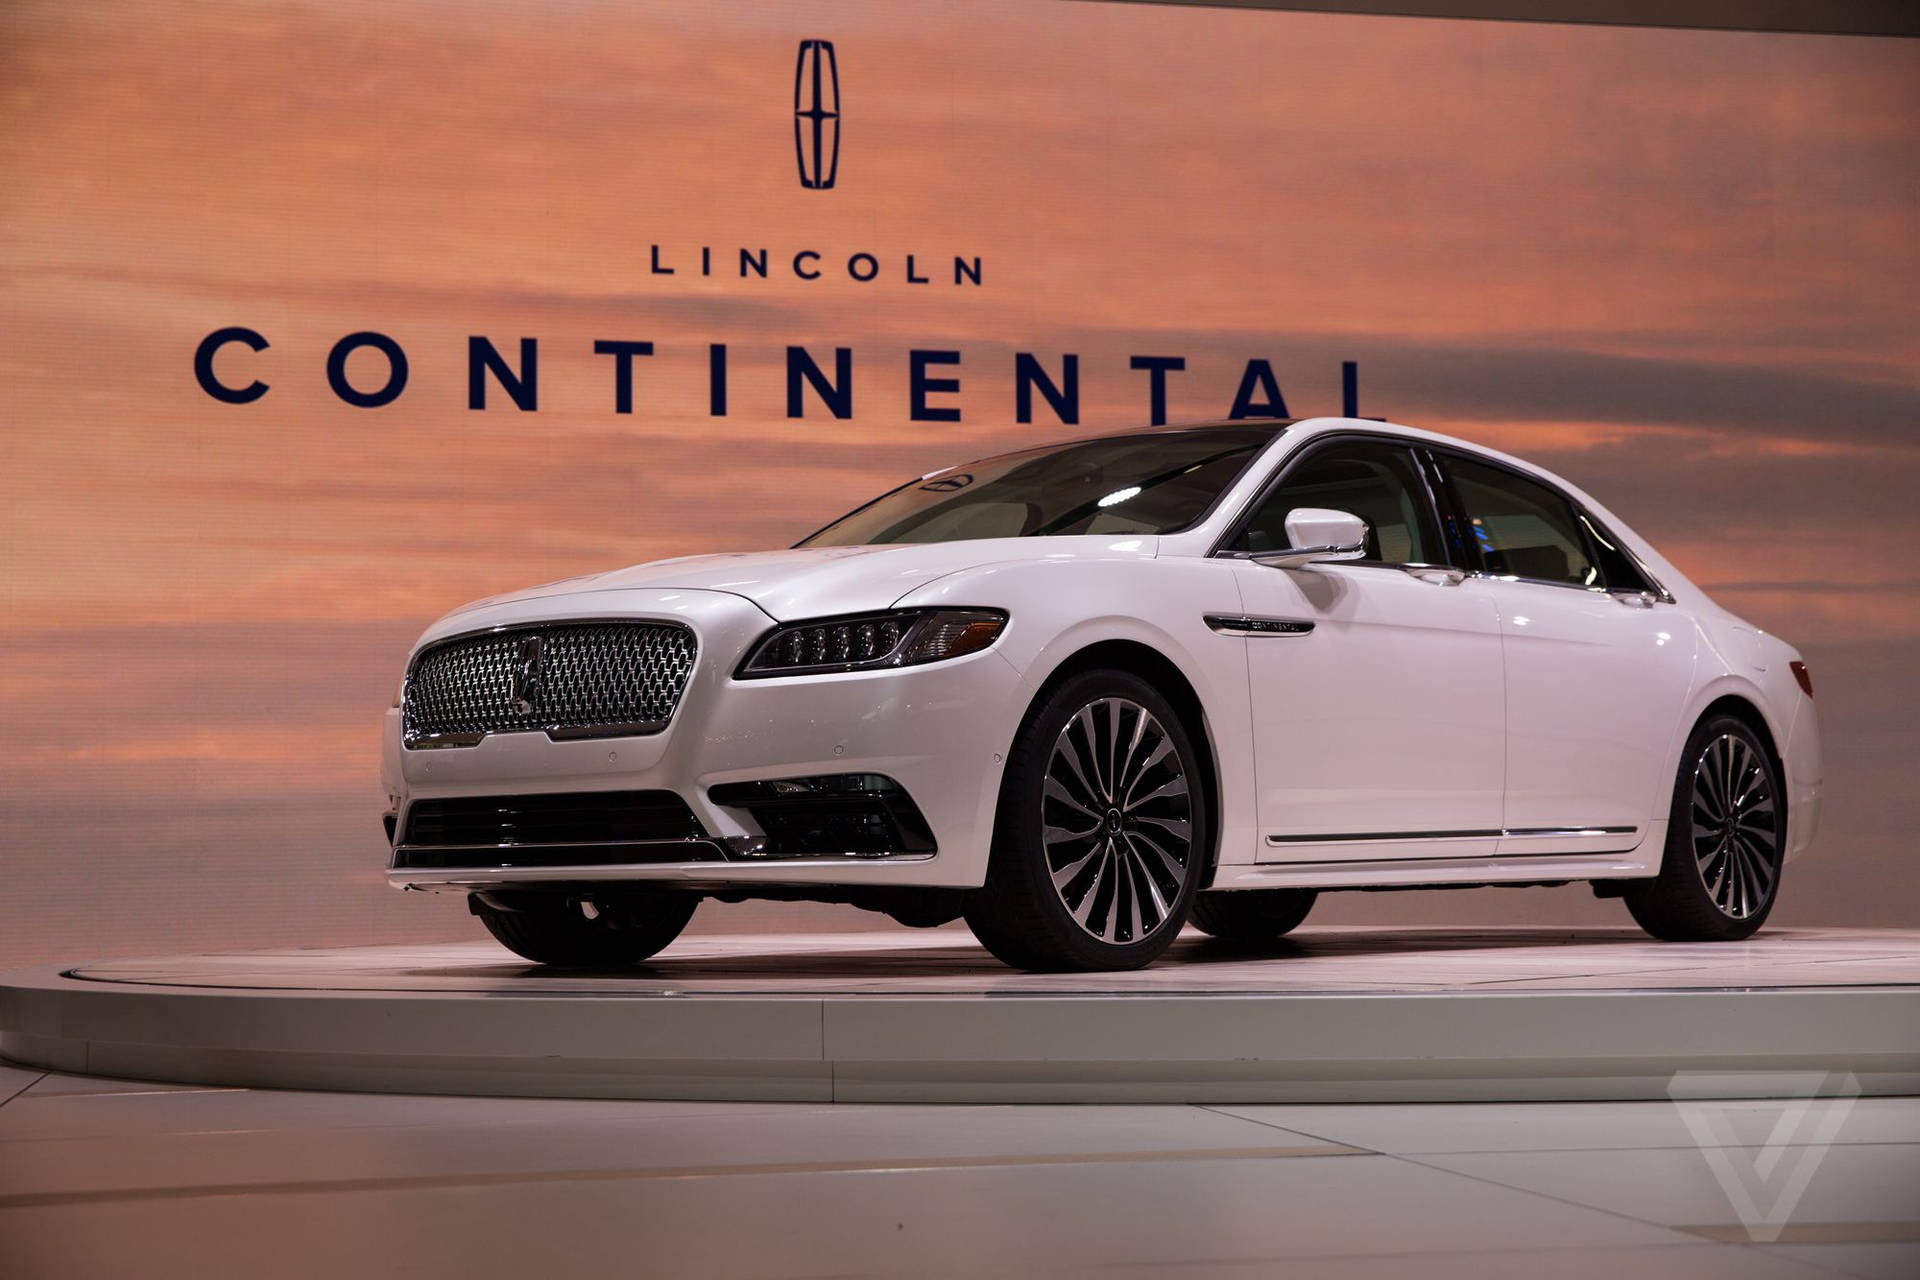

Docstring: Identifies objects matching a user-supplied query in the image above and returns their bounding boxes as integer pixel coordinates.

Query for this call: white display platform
[4,926,1917,1103]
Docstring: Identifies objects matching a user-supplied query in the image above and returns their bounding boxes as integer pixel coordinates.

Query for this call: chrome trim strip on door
[1266,829,1502,845]
[1266,825,1638,845]
[1204,614,1315,637]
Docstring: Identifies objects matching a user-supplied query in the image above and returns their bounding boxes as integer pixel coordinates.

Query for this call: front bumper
[382,588,1021,892]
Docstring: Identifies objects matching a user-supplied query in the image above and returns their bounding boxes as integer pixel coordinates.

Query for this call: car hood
[445,538,1161,623]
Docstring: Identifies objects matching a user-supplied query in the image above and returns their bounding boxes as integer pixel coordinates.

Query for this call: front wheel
[472,891,699,966]
[965,669,1209,972]
[1623,715,1784,942]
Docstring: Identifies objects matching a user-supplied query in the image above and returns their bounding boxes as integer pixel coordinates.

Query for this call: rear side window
[1441,456,1600,589]
[1577,510,1656,595]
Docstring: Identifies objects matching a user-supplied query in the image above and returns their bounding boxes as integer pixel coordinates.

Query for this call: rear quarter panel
[1684,612,1820,861]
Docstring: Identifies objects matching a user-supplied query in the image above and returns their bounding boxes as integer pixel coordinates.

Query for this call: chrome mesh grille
[403,621,696,746]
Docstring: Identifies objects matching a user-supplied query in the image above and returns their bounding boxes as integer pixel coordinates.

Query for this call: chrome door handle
[1613,591,1657,609]
[1400,564,1467,586]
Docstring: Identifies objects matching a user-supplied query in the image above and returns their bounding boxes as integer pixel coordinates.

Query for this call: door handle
[1400,564,1467,587]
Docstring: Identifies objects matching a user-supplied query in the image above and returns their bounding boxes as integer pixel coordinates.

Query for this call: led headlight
[737,609,1007,678]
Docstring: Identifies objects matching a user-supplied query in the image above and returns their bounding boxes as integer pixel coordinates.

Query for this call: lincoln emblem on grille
[509,635,544,716]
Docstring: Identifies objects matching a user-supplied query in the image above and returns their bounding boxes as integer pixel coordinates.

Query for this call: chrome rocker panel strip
[1218,850,1658,892]
[1266,825,1638,845]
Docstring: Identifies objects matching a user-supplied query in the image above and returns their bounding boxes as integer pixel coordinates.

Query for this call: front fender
[896,555,1258,868]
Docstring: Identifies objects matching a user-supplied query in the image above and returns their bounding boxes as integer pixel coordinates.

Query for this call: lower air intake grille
[400,790,706,848]
[404,621,695,747]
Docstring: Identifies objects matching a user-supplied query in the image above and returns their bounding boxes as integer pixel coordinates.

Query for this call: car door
[1432,451,1697,854]
[1224,438,1507,862]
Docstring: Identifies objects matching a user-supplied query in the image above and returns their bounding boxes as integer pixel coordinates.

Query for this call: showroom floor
[61,925,1920,995]
[1,1062,1914,1279]
[11,927,1914,1105]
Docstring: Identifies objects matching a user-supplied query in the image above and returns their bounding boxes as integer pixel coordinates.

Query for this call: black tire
[1190,889,1317,945]
[965,669,1210,972]
[472,891,700,966]
[1623,714,1784,942]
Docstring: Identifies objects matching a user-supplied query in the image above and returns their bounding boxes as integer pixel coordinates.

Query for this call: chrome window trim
[1465,569,1674,605]
[1467,570,1612,595]
[1397,562,1468,585]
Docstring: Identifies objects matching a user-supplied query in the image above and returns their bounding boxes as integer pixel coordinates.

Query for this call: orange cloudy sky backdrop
[2,1,1916,963]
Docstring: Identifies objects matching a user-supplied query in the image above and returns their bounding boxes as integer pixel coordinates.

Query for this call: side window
[1230,441,1440,565]
[1441,456,1600,589]
[1577,510,1655,595]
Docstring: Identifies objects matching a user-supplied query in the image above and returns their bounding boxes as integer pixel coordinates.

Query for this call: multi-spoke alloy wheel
[1041,697,1192,945]
[1688,732,1778,920]
[966,670,1208,971]
[1625,714,1784,942]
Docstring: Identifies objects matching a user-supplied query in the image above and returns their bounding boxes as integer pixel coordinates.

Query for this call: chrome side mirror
[1251,508,1369,569]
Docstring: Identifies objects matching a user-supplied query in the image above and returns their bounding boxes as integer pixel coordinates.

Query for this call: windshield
[800,425,1286,547]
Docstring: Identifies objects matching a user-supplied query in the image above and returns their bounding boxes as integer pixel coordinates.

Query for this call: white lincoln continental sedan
[382,418,1821,971]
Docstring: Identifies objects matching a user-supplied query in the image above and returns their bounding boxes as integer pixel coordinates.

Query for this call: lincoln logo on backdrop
[189,29,1364,425]
[794,39,840,190]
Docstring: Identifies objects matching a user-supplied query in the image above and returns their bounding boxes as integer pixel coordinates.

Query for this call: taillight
[1790,660,1813,698]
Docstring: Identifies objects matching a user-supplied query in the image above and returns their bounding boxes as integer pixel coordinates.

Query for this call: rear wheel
[472,891,699,966]
[1623,714,1784,942]
[1190,889,1317,945]
[965,669,1208,972]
